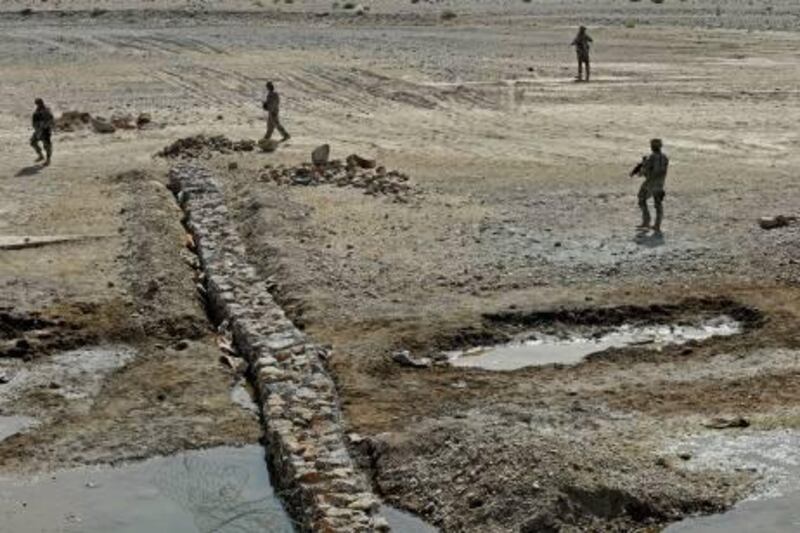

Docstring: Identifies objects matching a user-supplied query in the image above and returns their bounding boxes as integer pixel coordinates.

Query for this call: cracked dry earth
[1,1,800,532]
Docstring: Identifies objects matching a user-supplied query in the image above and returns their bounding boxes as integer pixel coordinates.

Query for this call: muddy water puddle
[0,445,295,532]
[381,504,439,532]
[665,430,800,532]
[448,316,741,371]
[0,345,137,406]
[0,415,37,443]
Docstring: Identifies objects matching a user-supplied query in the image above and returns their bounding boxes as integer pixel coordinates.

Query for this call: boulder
[110,113,136,130]
[392,350,431,368]
[258,138,279,153]
[136,112,152,128]
[346,153,376,169]
[758,215,796,230]
[312,144,331,166]
[91,116,116,134]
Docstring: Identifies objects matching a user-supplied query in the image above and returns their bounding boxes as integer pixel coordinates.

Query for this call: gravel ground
[0,2,799,530]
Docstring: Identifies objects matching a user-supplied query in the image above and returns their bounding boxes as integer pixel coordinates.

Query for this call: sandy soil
[1,1,799,531]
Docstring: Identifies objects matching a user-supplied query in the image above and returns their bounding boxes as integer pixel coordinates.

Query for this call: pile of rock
[55,110,153,134]
[260,153,414,202]
[158,135,257,159]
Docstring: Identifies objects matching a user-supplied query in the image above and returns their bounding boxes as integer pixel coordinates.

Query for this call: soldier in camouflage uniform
[630,138,669,233]
[30,98,54,166]
[263,81,290,142]
[571,26,593,82]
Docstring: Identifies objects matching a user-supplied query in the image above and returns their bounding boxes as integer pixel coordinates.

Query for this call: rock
[54,111,92,132]
[258,138,279,153]
[136,112,152,128]
[0,372,10,384]
[678,452,693,461]
[348,496,379,512]
[373,516,390,531]
[110,113,136,130]
[91,117,116,134]
[759,215,796,230]
[346,154,376,169]
[312,144,331,166]
[174,339,190,351]
[703,416,750,429]
[219,354,247,374]
[392,350,432,368]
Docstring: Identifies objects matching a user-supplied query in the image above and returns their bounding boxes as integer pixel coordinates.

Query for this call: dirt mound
[157,135,257,159]
[258,158,415,202]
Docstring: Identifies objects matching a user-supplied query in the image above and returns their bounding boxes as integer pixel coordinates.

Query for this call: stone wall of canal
[169,164,386,532]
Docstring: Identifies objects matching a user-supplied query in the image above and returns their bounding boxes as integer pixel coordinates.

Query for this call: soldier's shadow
[633,231,665,248]
[15,164,44,177]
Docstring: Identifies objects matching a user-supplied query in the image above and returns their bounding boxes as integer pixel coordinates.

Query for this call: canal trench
[168,163,402,532]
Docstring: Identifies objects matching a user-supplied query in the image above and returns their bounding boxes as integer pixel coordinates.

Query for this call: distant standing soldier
[263,81,290,142]
[571,26,593,82]
[630,138,669,233]
[30,98,54,166]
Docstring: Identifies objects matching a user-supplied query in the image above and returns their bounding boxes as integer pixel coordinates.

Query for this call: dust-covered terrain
[1,1,799,531]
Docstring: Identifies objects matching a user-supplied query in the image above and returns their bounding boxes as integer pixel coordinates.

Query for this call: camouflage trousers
[638,181,665,229]
[265,112,289,140]
[30,128,52,159]
[576,51,590,81]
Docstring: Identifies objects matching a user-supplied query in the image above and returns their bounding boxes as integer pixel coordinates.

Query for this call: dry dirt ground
[1,1,799,531]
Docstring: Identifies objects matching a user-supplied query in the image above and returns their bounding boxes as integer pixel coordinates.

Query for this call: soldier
[571,26,593,82]
[630,138,669,233]
[30,98,54,166]
[263,81,290,142]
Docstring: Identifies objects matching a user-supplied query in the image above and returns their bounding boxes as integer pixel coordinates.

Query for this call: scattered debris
[392,350,432,368]
[758,215,797,230]
[703,416,750,429]
[259,159,415,202]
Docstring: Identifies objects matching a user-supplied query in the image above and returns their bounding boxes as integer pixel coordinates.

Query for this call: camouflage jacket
[642,152,669,189]
[32,106,54,132]
[572,34,593,54]
[264,92,280,115]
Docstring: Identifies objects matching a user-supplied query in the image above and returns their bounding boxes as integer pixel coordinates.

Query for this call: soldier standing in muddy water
[630,138,669,234]
[263,81,291,142]
[30,98,54,166]
[571,26,593,82]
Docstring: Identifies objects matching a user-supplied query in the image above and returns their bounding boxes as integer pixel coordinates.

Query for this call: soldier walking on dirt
[630,138,669,233]
[263,81,290,142]
[30,98,54,166]
[571,26,593,82]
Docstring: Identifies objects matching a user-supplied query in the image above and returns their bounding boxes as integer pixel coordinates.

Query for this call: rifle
[630,156,647,178]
